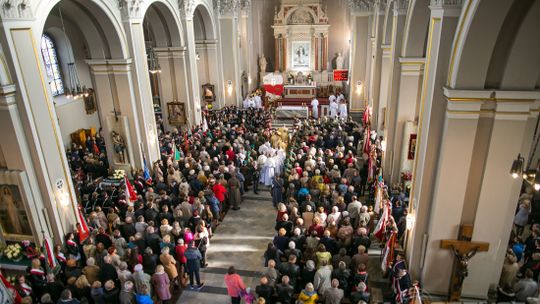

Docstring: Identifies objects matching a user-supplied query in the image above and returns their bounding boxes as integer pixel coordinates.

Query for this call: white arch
[33,0,129,59]
[400,0,430,57]
[140,0,185,47]
[192,0,218,40]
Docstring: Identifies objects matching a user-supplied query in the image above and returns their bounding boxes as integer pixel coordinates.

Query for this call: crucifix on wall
[440,224,489,301]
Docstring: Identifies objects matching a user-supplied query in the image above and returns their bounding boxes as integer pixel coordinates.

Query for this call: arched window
[40,34,64,96]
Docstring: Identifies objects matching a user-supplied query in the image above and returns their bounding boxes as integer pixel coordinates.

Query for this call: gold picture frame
[167,101,186,126]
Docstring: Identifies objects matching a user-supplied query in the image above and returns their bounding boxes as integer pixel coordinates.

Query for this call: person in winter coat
[152,265,172,303]
[184,241,204,288]
[159,247,178,284]
[103,280,119,304]
[132,264,152,296]
[119,281,135,304]
[224,266,246,304]
[297,282,319,304]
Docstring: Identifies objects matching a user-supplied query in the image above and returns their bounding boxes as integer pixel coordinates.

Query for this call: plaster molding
[0,0,33,19]
[429,0,462,17]
[118,0,144,19]
[215,0,240,17]
[179,0,196,20]
[347,0,373,13]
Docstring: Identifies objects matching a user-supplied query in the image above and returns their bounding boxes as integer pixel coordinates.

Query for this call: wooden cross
[440,224,489,301]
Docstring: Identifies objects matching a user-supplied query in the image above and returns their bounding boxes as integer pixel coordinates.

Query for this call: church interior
[0,0,539,303]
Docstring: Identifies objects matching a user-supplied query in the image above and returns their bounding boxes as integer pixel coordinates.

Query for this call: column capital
[347,0,373,14]
[399,57,425,75]
[86,58,133,74]
[179,0,196,20]
[0,0,34,20]
[429,0,463,17]
[215,0,241,18]
[118,0,144,20]
[393,0,409,15]
[0,84,17,108]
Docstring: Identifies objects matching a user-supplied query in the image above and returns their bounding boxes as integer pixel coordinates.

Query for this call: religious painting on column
[292,41,310,70]
[0,185,32,239]
[167,101,186,126]
[408,134,417,160]
[83,88,96,115]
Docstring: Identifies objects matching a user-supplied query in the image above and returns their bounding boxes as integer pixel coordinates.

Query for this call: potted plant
[4,243,22,262]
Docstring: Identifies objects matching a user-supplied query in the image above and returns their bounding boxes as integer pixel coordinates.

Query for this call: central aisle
[178,188,276,303]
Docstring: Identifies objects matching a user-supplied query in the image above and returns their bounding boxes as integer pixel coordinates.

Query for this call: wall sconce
[356,81,364,96]
[196,52,200,61]
[227,80,233,96]
[406,213,415,230]
[248,75,252,85]
[55,179,69,207]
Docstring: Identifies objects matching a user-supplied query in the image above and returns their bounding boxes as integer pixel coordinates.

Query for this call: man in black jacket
[255,276,274,303]
[277,255,300,290]
[275,275,294,304]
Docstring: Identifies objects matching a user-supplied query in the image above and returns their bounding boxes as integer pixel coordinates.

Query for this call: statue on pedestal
[259,54,267,73]
[111,131,127,164]
[335,52,344,70]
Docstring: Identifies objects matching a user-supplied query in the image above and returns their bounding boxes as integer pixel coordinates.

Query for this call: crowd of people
[7,107,282,304]
[499,185,540,302]
[5,102,427,304]
[243,116,416,304]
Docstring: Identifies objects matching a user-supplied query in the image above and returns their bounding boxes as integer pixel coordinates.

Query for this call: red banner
[263,84,284,96]
[333,70,349,81]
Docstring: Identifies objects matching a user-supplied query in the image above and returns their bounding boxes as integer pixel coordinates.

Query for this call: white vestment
[329,101,338,118]
[339,102,348,118]
[311,98,319,118]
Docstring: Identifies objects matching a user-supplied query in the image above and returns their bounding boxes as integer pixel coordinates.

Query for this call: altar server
[339,100,348,119]
[311,97,319,119]
[329,98,338,118]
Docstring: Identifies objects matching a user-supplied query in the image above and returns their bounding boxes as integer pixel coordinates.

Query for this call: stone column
[1,25,79,240]
[0,83,59,244]
[122,17,160,165]
[390,57,424,184]
[347,4,371,112]
[419,95,483,293]
[86,59,144,170]
[219,12,242,106]
[154,47,192,130]
[274,36,279,72]
[367,2,385,127]
[184,17,203,125]
[405,0,462,280]
[381,1,407,177]
[465,100,536,297]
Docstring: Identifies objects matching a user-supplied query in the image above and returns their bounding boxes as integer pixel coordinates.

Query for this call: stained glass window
[40,34,64,96]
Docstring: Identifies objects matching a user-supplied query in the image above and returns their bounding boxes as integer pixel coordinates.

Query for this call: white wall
[54,96,101,148]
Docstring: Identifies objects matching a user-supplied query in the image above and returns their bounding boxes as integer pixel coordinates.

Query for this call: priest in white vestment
[311,97,319,119]
[339,100,348,119]
[329,98,338,118]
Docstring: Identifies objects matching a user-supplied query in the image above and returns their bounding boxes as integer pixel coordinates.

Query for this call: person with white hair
[119,281,135,304]
[324,278,344,304]
[298,282,319,303]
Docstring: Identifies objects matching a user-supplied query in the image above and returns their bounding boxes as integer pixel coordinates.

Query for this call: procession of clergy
[312,93,348,120]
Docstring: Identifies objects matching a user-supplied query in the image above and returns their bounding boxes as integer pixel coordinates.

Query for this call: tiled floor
[178,188,276,303]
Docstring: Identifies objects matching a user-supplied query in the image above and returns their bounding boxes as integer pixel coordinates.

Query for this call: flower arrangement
[401,171,412,181]
[5,275,16,285]
[112,169,125,180]
[4,243,22,261]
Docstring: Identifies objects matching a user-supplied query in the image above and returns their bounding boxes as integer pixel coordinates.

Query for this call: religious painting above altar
[292,41,310,70]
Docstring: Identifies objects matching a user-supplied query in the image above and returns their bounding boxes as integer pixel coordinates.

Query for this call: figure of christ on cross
[440,224,490,301]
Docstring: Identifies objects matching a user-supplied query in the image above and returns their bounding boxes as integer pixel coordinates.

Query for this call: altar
[284,84,316,98]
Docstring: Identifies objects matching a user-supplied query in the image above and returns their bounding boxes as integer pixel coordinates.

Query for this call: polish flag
[76,204,90,242]
[374,200,390,241]
[381,230,396,272]
[124,175,138,206]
